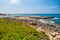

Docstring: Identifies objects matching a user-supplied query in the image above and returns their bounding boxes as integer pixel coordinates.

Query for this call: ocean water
[10,14,60,17]
[8,14,60,24]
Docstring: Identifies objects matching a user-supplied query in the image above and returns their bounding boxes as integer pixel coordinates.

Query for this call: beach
[0,14,60,40]
[14,16,60,40]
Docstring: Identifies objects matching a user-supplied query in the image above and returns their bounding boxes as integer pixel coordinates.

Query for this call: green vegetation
[0,18,50,40]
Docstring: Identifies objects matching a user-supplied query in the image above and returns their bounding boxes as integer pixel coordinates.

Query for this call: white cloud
[0,0,21,4]
[35,5,59,8]
[9,0,20,4]
[49,6,58,8]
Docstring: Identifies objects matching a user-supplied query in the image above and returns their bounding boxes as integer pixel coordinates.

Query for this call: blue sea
[8,14,60,24]
[10,14,60,17]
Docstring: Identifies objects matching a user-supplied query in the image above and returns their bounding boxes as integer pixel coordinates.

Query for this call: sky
[0,0,60,14]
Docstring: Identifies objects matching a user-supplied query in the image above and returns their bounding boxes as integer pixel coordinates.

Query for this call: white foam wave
[50,21,55,23]
[53,17,59,19]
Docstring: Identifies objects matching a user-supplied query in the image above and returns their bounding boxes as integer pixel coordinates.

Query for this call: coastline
[14,16,60,40]
[0,15,60,40]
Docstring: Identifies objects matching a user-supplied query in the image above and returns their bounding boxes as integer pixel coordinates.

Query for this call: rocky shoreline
[14,16,60,40]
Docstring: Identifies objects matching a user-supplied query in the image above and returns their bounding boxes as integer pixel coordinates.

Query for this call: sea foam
[50,21,55,23]
[53,17,59,19]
